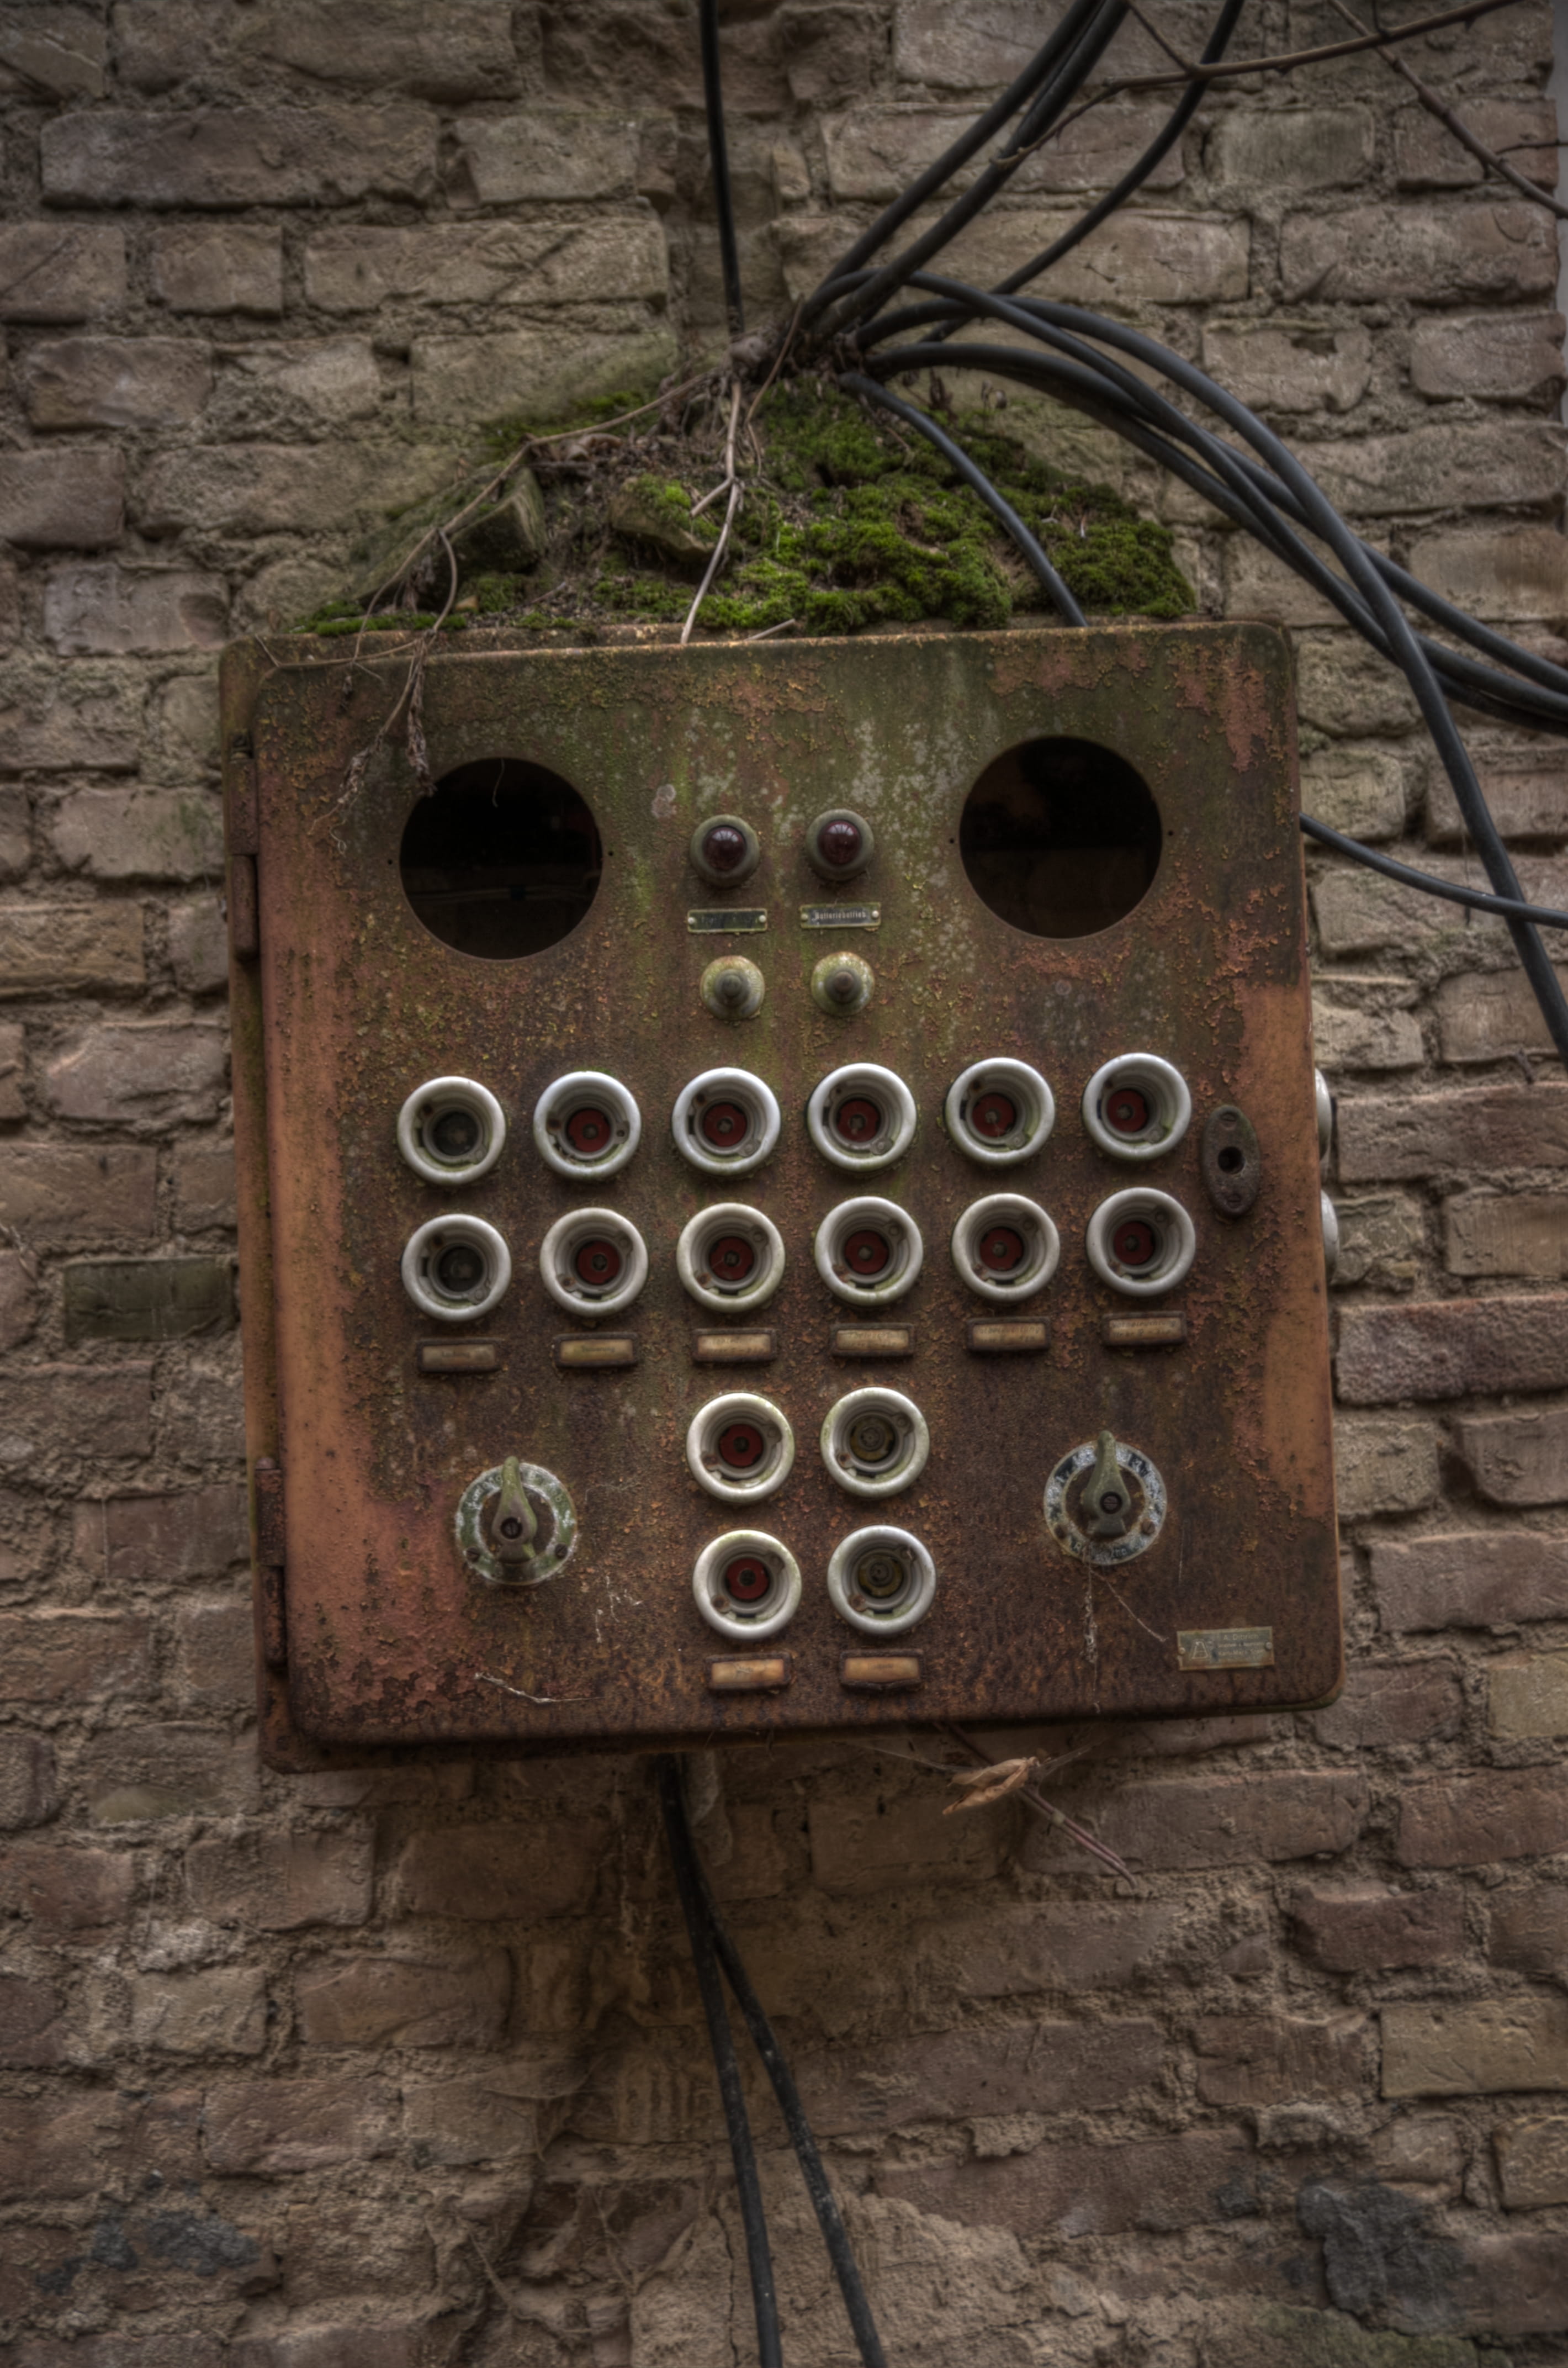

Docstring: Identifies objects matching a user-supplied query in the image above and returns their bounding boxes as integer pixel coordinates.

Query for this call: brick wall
[3,3,1568,2361]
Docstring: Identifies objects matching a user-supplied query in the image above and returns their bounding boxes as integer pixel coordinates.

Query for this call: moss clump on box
[298,376,1190,640]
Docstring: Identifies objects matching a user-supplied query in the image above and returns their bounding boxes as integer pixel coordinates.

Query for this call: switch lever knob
[1086,1429,1131,1539]
[489,1456,538,1565]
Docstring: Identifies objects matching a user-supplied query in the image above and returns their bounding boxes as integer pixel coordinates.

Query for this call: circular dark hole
[1217,1144,1244,1172]
[717,1423,766,1468]
[847,1413,898,1463]
[724,1555,770,1603]
[574,1236,622,1286]
[844,1228,891,1276]
[971,1091,1017,1138]
[834,1096,882,1144]
[430,1108,480,1157]
[960,736,1161,939]
[435,1242,485,1293]
[701,1100,748,1149]
[1113,1219,1158,1268]
[564,1105,612,1155]
[708,1234,757,1282]
[400,757,601,959]
[978,1225,1025,1273]
[1106,1087,1151,1134]
[855,1550,905,1599]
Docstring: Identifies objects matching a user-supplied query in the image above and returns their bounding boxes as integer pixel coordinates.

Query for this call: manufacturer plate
[801,903,880,929]
[1178,1626,1275,1670]
[688,907,766,933]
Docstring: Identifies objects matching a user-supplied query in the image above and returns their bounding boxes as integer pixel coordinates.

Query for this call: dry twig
[1113,0,1523,90]
[681,380,745,646]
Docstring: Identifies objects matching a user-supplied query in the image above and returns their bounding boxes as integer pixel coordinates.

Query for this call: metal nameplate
[553,1335,638,1370]
[1178,1626,1275,1671]
[832,1324,914,1358]
[708,1654,792,1692]
[840,1653,923,1689]
[1103,1313,1188,1348]
[418,1340,501,1373]
[968,1319,1051,1353]
[801,903,880,929]
[692,1328,777,1362]
[688,907,766,933]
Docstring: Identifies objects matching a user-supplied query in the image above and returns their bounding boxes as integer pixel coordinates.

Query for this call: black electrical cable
[1301,815,1568,929]
[839,370,1087,625]
[675,1797,891,2368]
[655,1756,781,2366]
[799,0,1112,325]
[698,0,745,336]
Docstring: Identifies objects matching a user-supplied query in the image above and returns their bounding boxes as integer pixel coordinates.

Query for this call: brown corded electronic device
[224,623,1339,1768]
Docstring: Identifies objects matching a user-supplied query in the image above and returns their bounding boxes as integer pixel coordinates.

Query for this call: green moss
[463,573,528,615]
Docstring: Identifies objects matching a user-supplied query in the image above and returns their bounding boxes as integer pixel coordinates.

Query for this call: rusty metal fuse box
[223,623,1338,1766]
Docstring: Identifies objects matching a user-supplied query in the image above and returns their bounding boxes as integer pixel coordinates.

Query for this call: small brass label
[418,1340,500,1373]
[832,1324,914,1358]
[1178,1626,1275,1671]
[967,1319,1050,1353]
[1103,1313,1188,1348]
[841,1652,922,1689]
[553,1335,638,1370]
[693,1328,777,1362]
[688,907,766,933]
[801,903,880,929]
[708,1653,792,1692]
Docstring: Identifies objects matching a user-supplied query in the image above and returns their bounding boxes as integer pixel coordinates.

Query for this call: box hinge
[229,854,259,963]
[253,1456,287,1671]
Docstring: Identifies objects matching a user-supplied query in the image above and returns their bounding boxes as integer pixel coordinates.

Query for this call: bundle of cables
[660,7,1568,2357]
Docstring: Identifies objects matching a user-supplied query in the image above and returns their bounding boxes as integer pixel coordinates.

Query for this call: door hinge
[253,1456,287,1670]
[229,853,259,963]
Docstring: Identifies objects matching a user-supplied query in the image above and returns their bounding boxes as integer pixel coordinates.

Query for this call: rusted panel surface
[232,624,1339,1757]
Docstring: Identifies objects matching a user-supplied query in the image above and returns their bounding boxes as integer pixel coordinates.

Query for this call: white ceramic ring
[533,1071,642,1180]
[675,1203,787,1312]
[813,1197,924,1307]
[691,1529,802,1641]
[401,1214,511,1323]
[1081,1054,1192,1161]
[826,1525,937,1637]
[806,1063,918,1173]
[539,1208,649,1317]
[396,1075,506,1187]
[950,1193,1061,1303]
[943,1058,1055,1167]
[1085,1188,1197,1298]
[686,1394,796,1504]
[672,1069,782,1177]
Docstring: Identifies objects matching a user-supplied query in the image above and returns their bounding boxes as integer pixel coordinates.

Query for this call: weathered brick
[910,1899,1179,1997]
[0,1363,152,1462]
[809,1787,1013,1893]
[1487,1650,1568,1741]
[44,570,226,659]
[400,2073,547,2165]
[448,113,640,204]
[1398,1767,1568,1868]
[894,0,1217,88]
[22,339,211,432]
[41,107,438,207]
[1434,971,1568,1069]
[1429,754,1568,854]
[1291,1883,1467,1973]
[1396,97,1557,190]
[1328,1194,1426,1289]
[169,897,229,995]
[0,663,141,773]
[204,2075,397,2173]
[295,1945,511,2048]
[778,3,886,105]
[787,203,1250,309]
[799,2019,1163,2134]
[1021,1770,1366,1874]
[1192,2013,1365,2107]
[1302,752,1411,844]
[0,906,145,998]
[45,1022,227,1128]
[0,1019,22,1119]
[78,1725,259,1823]
[0,224,126,322]
[1410,310,1565,401]
[0,1842,135,1933]
[0,1613,151,1703]
[410,325,677,430]
[305,219,667,311]
[81,1483,247,1583]
[1338,1294,1568,1404]
[1489,1884,1568,1973]
[1315,855,1568,961]
[236,0,517,98]
[174,1597,253,1711]
[0,1968,62,2066]
[0,796,23,884]
[64,1259,232,1350]
[173,1145,236,1232]
[0,567,15,656]
[0,1250,37,1352]
[20,2344,229,2368]
[0,1146,157,1241]
[1225,537,1342,630]
[1375,1529,1568,1631]
[1209,107,1373,189]
[1406,525,1568,626]
[136,441,450,536]
[150,671,220,779]
[129,1965,267,2056]
[0,450,124,551]
[0,10,105,96]
[0,1734,58,1831]
[1313,424,1562,519]
[1311,1657,1462,1748]
[392,1820,604,1921]
[1495,2113,1568,2207]
[826,101,1183,202]
[150,224,284,316]
[1282,203,1554,306]
[1383,1996,1568,2097]
[1332,1415,1439,1519]
[544,0,787,108]
[188,1828,374,1930]
[292,1763,474,1809]
[0,2092,124,2197]
[1296,634,1421,738]
[230,2327,422,2368]
[1204,319,1374,414]
[878,2126,1253,2237]
[1454,1405,1568,1506]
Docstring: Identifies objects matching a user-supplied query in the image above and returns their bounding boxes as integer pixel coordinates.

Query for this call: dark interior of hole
[400,758,601,959]
[960,736,1161,939]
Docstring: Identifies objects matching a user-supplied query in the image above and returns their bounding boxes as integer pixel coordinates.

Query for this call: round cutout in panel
[686,1393,796,1504]
[401,1213,512,1323]
[676,1203,787,1313]
[1085,1187,1197,1298]
[691,1529,802,1641]
[539,1208,649,1318]
[826,1525,937,1637]
[944,1058,1055,1167]
[400,757,602,959]
[814,1197,924,1308]
[1080,1054,1192,1162]
[951,1193,1061,1303]
[397,1076,506,1187]
[960,736,1161,939]
[820,1387,930,1499]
